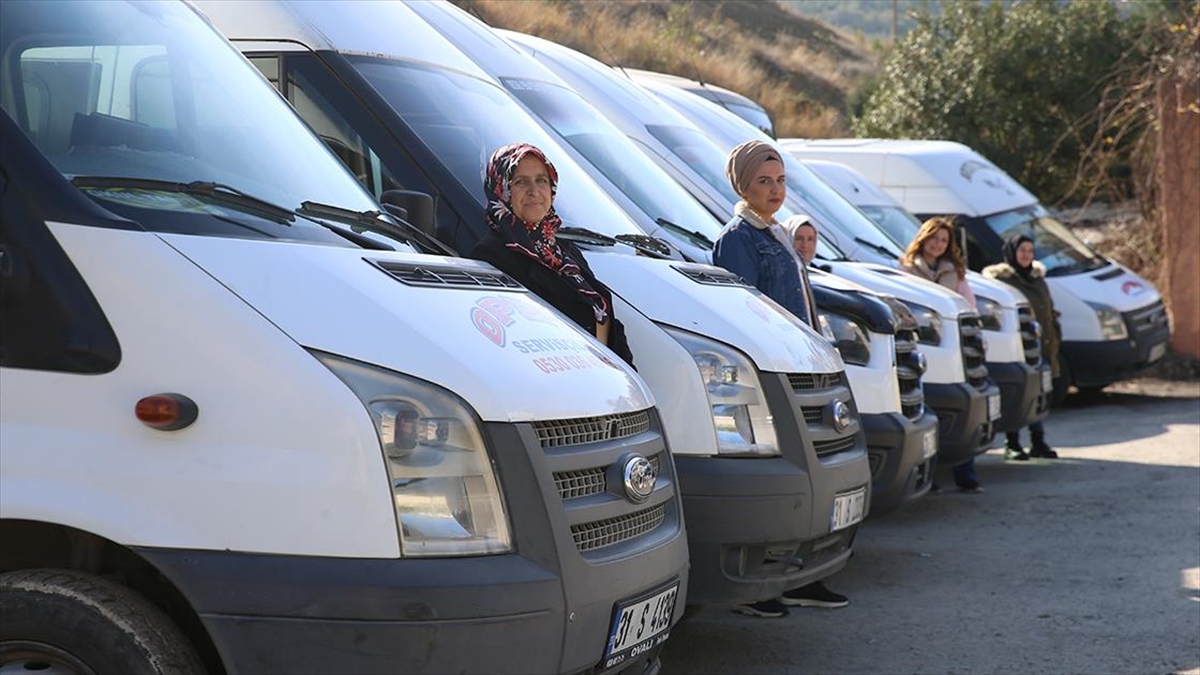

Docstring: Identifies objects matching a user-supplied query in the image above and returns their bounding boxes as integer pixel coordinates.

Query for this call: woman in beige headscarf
[712,140,810,321]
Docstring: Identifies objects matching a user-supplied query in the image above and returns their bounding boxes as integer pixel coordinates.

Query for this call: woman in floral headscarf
[469,142,634,366]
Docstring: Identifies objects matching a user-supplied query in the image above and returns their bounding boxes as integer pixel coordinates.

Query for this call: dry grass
[453,0,878,138]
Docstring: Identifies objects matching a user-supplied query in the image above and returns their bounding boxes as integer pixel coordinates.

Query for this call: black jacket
[469,233,636,368]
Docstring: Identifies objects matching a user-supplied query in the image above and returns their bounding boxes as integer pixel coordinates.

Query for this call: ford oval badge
[832,400,852,432]
[622,455,657,503]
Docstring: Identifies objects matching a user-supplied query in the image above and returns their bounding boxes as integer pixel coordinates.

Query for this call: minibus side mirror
[381,190,436,239]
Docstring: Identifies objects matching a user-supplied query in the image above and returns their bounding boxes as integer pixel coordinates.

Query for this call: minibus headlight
[314,351,512,557]
[975,296,1003,331]
[901,301,943,346]
[818,311,872,367]
[1087,302,1129,341]
[661,327,779,457]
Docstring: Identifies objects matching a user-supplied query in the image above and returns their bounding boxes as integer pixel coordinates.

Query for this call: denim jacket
[713,216,808,319]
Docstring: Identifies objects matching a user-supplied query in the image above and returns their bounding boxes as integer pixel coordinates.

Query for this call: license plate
[1148,341,1167,363]
[921,428,938,460]
[603,582,678,669]
[830,487,867,532]
[1041,368,1053,393]
[987,393,1002,421]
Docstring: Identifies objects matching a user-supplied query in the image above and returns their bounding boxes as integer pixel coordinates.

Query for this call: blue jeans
[953,457,978,487]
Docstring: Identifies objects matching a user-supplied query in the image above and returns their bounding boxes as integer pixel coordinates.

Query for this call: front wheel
[0,569,204,675]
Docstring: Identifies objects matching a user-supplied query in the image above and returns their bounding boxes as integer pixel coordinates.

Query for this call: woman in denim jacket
[713,141,810,321]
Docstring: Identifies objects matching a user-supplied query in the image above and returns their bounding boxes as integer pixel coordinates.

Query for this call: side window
[0,166,120,373]
[247,54,400,200]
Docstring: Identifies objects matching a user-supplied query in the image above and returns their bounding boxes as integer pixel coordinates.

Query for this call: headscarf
[783,214,817,265]
[484,143,609,324]
[725,140,782,199]
[1002,233,1036,280]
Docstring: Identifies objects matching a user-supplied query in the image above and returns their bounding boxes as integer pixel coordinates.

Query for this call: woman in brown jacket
[983,234,1061,459]
[900,217,984,492]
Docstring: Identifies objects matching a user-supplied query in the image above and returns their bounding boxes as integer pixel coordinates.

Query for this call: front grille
[814,435,858,458]
[801,406,825,425]
[789,372,844,391]
[959,314,990,391]
[673,264,751,287]
[369,260,523,289]
[894,324,926,421]
[1017,306,1042,366]
[1124,300,1169,338]
[553,454,662,501]
[572,503,667,552]
[532,410,652,448]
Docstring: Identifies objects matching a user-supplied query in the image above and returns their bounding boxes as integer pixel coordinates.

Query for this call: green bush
[853,1,1137,205]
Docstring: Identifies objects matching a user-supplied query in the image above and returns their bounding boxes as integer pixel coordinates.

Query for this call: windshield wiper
[556,226,617,246]
[71,176,296,223]
[614,233,673,259]
[655,217,714,249]
[854,236,899,260]
[297,201,454,256]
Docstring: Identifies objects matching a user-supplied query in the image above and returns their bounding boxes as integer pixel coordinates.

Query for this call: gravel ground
[661,378,1200,675]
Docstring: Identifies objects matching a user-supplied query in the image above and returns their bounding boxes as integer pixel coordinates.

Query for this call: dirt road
[661,379,1200,674]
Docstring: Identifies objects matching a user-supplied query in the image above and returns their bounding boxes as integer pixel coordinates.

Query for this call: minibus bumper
[924,381,998,466]
[862,410,939,516]
[987,360,1050,432]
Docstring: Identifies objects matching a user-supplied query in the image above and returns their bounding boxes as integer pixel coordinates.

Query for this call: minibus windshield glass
[653,86,903,261]
[856,205,923,250]
[502,77,723,241]
[349,58,644,240]
[0,0,388,245]
[984,205,1105,276]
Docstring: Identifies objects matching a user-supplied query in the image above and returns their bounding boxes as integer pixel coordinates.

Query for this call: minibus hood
[586,253,844,374]
[164,234,654,421]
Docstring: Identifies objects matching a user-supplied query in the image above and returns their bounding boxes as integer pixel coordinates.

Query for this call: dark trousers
[952,457,978,487]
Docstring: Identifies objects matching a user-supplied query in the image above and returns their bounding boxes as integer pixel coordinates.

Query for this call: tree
[853,1,1135,204]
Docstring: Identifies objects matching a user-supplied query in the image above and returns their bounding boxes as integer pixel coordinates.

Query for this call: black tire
[0,568,204,675]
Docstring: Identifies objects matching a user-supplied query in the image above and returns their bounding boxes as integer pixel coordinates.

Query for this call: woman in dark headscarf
[983,233,1061,459]
[469,142,634,366]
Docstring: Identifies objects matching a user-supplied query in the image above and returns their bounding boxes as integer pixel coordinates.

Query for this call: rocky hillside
[451,0,878,138]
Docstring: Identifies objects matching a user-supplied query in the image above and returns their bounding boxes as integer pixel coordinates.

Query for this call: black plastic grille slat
[571,503,666,552]
[532,410,652,448]
[789,371,859,460]
[801,406,825,425]
[959,315,990,391]
[788,372,845,391]
[1018,308,1040,365]
[371,260,523,289]
[553,455,662,501]
[1124,300,1169,336]
[894,326,926,420]
[813,435,858,458]
[1017,306,1042,366]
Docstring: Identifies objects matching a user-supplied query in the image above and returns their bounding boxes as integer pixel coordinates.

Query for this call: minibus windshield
[984,205,1106,276]
[855,204,923,250]
[0,0,391,245]
[650,85,904,261]
[501,77,722,245]
[349,57,644,241]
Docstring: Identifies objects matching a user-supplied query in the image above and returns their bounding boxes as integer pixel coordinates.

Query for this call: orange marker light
[135,394,198,431]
